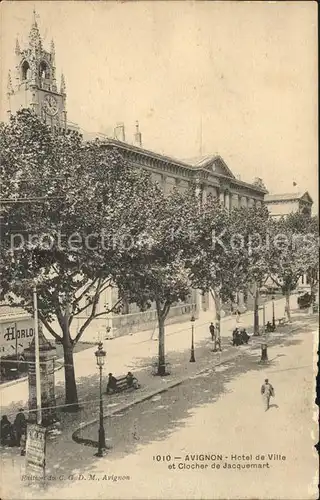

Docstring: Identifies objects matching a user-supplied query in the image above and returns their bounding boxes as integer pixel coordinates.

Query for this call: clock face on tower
[43,94,58,116]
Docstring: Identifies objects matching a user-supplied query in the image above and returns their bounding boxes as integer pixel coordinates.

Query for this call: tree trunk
[211,289,222,351]
[61,305,79,410]
[253,284,260,336]
[62,337,79,410]
[157,314,166,376]
[285,292,291,322]
[310,280,318,303]
[244,289,248,307]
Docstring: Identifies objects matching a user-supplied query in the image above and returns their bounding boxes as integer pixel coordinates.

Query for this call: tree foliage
[267,212,319,319]
[115,187,197,375]
[0,109,160,405]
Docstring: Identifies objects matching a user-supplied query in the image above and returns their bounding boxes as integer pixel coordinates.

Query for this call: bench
[106,375,140,395]
[277,317,288,327]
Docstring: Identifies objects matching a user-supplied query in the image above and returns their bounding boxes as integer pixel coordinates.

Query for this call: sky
[0,1,318,210]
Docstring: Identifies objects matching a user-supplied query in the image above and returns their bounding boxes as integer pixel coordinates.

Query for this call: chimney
[114,122,126,142]
[134,120,142,148]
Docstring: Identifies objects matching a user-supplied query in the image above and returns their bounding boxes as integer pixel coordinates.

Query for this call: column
[225,191,230,211]
[202,185,207,205]
[24,331,57,425]
[240,196,247,208]
[161,174,167,193]
[219,190,225,206]
[247,198,254,209]
[231,194,239,209]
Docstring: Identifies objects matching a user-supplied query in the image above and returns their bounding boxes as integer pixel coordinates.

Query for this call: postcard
[0,1,318,499]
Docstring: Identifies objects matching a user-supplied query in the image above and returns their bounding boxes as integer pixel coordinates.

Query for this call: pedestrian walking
[209,322,215,341]
[20,432,26,456]
[261,378,275,411]
[236,309,241,323]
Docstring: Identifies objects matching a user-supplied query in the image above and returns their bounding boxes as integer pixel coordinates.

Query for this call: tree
[266,212,319,321]
[230,205,270,335]
[189,198,240,348]
[189,199,270,342]
[0,109,159,407]
[116,188,197,375]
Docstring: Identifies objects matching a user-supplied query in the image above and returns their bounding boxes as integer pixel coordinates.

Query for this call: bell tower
[7,10,67,131]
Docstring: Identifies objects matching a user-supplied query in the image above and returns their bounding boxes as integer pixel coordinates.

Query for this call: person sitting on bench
[232,328,240,346]
[126,372,140,389]
[0,415,15,446]
[106,373,118,394]
[266,321,275,332]
[240,329,250,344]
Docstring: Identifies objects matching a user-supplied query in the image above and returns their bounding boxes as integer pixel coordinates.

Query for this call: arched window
[21,60,30,80]
[39,61,50,79]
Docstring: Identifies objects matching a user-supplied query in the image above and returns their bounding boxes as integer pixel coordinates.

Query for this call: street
[0,306,317,500]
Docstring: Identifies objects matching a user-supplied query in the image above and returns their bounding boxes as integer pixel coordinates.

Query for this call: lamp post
[260,304,268,363]
[94,342,106,457]
[33,286,42,425]
[272,295,275,329]
[190,315,195,362]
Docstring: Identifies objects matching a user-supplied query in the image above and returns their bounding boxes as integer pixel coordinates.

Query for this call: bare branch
[71,278,99,310]
[72,298,122,345]
[269,275,282,288]
[38,314,62,342]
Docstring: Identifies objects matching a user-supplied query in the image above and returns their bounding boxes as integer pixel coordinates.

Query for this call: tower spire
[60,73,66,94]
[29,9,42,51]
[50,39,55,58]
[15,38,20,55]
[7,71,14,95]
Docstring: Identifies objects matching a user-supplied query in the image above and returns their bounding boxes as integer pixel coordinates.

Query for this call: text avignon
[184,455,223,461]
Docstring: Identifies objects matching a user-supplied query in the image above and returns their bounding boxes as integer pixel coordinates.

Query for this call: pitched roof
[265,191,313,203]
[181,154,236,179]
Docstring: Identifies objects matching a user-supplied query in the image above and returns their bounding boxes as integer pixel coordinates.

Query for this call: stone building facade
[264,191,314,292]
[75,140,267,342]
[264,192,313,219]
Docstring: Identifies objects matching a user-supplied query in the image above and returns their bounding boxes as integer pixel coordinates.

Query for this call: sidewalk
[0,295,290,413]
[0,295,295,415]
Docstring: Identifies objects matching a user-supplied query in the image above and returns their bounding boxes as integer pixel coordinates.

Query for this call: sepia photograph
[0,1,318,499]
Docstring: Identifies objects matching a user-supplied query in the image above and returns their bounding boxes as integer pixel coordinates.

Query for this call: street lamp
[272,295,275,329]
[94,342,106,457]
[260,304,268,364]
[190,315,196,362]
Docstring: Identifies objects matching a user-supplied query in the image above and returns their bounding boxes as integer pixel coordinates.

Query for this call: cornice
[100,139,266,196]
